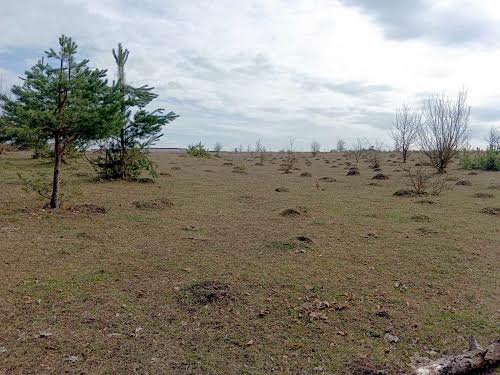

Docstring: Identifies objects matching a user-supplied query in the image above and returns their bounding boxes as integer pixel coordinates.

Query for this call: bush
[91,147,158,180]
[187,142,211,158]
[460,151,500,171]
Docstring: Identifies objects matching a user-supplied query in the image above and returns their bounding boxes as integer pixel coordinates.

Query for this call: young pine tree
[94,43,178,179]
[0,35,122,208]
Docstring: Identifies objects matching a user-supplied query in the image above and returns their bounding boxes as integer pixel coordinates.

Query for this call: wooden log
[414,337,499,375]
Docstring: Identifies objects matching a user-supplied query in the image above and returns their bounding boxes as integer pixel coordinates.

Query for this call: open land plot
[0,151,499,374]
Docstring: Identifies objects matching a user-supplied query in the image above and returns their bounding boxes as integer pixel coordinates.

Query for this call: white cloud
[0,0,499,149]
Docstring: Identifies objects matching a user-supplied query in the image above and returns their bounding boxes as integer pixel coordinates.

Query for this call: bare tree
[351,137,368,163]
[310,139,320,156]
[419,89,471,173]
[336,139,346,152]
[255,139,266,164]
[391,104,420,163]
[255,139,263,153]
[485,126,500,151]
[213,142,223,156]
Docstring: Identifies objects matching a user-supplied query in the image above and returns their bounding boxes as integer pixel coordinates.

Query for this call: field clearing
[0,151,499,374]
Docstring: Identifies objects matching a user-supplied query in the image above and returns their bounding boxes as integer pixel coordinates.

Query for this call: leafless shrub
[213,142,223,157]
[402,165,429,195]
[401,165,452,196]
[336,139,346,152]
[310,139,321,156]
[255,139,266,164]
[485,126,500,151]
[419,89,471,173]
[351,137,368,163]
[282,137,297,173]
[283,152,297,173]
[391,104,420,163]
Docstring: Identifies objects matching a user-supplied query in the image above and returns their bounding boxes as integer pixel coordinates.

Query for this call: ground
[0,151,499,375]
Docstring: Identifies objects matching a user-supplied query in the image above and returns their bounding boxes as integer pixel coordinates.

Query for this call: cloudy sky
[1,0,499,150]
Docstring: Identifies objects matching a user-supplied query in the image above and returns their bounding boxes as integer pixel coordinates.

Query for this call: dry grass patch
[133,197,174,210]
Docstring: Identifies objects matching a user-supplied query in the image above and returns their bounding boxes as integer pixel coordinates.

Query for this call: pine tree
[93,43,178,179]
[0,35,122,208]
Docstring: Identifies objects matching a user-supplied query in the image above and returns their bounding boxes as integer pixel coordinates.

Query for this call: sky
[1,0,500,150]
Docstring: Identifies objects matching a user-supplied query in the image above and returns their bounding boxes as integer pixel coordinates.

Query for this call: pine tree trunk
[50,134,62,209]
[120,128,126,179]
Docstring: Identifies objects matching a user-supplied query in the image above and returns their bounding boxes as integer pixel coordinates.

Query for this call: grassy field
[0,151,499,374]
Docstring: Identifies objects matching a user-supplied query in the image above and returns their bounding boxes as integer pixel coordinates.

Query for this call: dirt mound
[456,180,472,186]
[416,199,435,204]
[318,176,335,182]
[65,204,106,215]
[346,168,360,176]
[183,281,231,305]
[480,207,500,216]
[412,215,430,222]
[133,198,174,210]
[350,359,386,375]
[275,187,289,192]
[136,177,155,184]
[393,189,418,197]
[473,192,494,199]
[468,171,478,175]
[294,235,314,244]
[232,166,247,173]
[300,172,312,177]
[417,226,438,235]
[372,173,388,180]
[280,208,301,217]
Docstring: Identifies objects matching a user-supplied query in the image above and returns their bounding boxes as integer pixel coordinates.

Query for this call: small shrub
[187,142,211,158]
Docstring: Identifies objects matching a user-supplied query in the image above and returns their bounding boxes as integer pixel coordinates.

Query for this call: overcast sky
[1,0,499,150]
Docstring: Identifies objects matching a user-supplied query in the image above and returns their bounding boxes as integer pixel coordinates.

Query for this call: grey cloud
[340,0,498,45]
[471,106,500,122]
[304,105,393,131]
[295,74,392,97]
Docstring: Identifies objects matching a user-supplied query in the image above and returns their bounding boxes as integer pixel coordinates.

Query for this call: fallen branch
[413,337,499,375]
